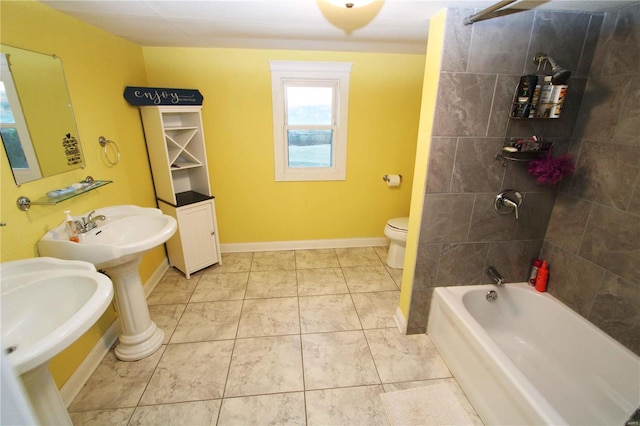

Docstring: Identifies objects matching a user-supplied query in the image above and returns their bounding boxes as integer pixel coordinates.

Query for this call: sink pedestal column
[21,363,72,425]
[105,257,164,361]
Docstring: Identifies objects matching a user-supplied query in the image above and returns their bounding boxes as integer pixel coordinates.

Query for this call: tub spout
[487,266,504,286]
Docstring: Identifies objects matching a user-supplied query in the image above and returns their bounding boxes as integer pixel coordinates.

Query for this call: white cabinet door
[177,200,219,275]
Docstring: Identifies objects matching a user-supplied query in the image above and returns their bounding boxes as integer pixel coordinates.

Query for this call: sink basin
[37,205,178,362]
[1,257,113,375]
[1,257,113,425]
[37,204,177,269]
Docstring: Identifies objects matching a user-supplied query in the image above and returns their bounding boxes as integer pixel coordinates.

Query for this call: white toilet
[384,217,409,269]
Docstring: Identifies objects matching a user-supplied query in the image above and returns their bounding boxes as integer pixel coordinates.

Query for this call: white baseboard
[394,306,408,334]
[60,258,170,407]
[220,237,389,253]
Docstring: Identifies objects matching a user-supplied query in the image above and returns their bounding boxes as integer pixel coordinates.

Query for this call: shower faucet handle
[494,190,523,220]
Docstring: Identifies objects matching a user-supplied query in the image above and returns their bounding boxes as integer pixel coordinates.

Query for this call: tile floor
[68,247,476,425]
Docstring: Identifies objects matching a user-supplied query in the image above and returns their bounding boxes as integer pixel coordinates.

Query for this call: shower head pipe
[533,52,572,85]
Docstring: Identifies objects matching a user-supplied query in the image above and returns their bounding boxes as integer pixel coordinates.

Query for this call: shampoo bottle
[65,210,80,243]
[534,261,549,292]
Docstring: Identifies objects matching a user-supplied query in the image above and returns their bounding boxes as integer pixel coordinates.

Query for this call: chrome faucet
[75,210,106,233]
[487,266,505,286]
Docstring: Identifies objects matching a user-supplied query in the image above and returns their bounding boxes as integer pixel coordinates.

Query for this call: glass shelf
[17,180,113,211]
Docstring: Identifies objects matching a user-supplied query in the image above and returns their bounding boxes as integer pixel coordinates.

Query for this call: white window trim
[269,60,352,181]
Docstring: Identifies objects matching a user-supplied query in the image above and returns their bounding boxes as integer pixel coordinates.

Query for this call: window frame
[269,60,352,181]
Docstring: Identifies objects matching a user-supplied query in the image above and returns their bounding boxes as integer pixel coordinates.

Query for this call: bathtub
[427,282,640,425]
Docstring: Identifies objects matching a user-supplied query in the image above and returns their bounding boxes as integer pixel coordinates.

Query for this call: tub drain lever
[486,290,498,302]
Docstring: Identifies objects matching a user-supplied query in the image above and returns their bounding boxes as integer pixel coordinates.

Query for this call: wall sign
[124,86,203,106]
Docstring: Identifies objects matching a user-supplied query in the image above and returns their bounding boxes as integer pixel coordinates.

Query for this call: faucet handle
[494,190,523,220]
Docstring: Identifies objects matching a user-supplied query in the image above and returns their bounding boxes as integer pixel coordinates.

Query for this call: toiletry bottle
[534,261,549,292]
[529,259,542,286]
[65,210,80,243]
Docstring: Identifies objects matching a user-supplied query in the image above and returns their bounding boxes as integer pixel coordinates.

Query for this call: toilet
[384,217,409,269]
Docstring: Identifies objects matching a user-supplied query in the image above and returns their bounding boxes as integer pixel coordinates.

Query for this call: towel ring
[98,136,120,166]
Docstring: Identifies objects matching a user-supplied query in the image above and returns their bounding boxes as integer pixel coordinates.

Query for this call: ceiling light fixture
[317,0,384,34]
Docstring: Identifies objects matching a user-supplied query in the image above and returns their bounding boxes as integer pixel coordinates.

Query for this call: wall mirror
[0,44,84,185]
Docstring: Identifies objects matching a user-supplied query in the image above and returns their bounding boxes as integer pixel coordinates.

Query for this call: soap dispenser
[65,210,79,243]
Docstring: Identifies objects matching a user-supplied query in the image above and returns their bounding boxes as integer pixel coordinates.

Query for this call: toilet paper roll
[385,174,401,187]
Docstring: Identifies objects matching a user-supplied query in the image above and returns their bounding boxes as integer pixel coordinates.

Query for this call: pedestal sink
[1,257,113,425]
[37,205,177,361]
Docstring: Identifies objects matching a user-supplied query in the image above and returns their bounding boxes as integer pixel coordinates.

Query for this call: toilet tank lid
[387,217,409,231]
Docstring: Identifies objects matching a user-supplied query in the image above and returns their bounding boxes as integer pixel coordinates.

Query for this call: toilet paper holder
[382,174,402,183]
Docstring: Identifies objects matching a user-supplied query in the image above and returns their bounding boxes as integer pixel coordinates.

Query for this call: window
[269,61,352,181]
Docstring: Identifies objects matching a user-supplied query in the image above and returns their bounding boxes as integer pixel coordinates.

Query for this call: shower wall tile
[613,74,640,146]
[579,204,640,284]
[515,191,557,240]
[588,11,619,77]
[468,193,518,242]
[537,78,587,139]
[546,246,605,317]
[435,243,489,285]
[577,14,605,77]
[408,244,440,333]
[432,73,496,137]
[588,273,640,356]
[451,138,505,192]
[544,193,592,253]
[601,3,640,76]
[570,140,640,210]
[487,74,520,137]
[425,137,456,193]
[524,11,592,76]
[574,75,631,142]
[419,193,475,244]
[485,240,543,282]
[502,161,552,193]
[628,177,640,215]
[441,8,473,72]
[467,10,534,74]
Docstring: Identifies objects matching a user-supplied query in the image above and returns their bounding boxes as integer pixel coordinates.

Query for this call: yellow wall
[398,10,446,317]
[0,1,161,387]
[143,48,424,243]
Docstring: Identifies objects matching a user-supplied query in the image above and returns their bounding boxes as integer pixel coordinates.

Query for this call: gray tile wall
[407,7,603,333]
[545,2,640,355]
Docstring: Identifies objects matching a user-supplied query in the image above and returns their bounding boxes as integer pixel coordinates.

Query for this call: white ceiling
[40,0,636,54]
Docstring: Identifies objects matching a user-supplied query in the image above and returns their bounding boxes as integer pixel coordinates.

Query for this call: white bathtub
[427,282,640,425]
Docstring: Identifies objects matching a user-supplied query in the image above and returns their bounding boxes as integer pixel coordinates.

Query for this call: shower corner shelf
[497,150,549,163]
[17,179,113,211]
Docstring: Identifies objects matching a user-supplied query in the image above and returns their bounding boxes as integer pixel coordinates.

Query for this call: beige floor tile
[351,291,400,329]
[251,250,295,271]
[149,304,186,344]
[302,331,380,390]
[365,329,451,383]
[299,294,361,333]
[245,270,297,298]
[294,249,340,269]
[190,272,249,302]
[205,252,253,273]
[343,265,398,293]
[170,300,242,343]
[218,392,305,426]
[305,385,389,426]
[129,400,221,425]
[147,274,199,305]
[140,341,234,405]
[69,349,164,411]
[382,378,483,425]
[386,266,403,288]
[335,247,383,267]
[373,245,389,261]
[68,408,134,426]
[237,297,300,338]
[297,267,348,296]
[225,335,303,397]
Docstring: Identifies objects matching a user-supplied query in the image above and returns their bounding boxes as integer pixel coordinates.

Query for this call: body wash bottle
[65,210,80,243]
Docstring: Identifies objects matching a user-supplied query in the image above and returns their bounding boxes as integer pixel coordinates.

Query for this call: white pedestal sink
[37,205,177,361]
[1,257,114,425]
